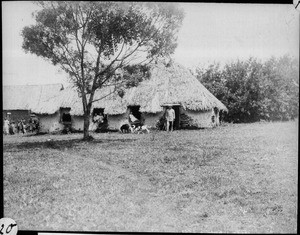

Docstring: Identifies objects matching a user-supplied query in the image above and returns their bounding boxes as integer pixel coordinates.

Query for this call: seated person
[129,112,141,127]
[94,113,104,123]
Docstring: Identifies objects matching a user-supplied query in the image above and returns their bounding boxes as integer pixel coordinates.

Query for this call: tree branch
[95,41,126,79]
[88,47,102,105]
[91,86,120,104]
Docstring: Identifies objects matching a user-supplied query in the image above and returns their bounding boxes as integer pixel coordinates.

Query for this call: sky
[2,2,299,86]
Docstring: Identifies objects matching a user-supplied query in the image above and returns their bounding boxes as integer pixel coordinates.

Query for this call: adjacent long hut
[2,84,63,122]
[29,84,127,132]
[28,62,227,132]
[3,62,228,132]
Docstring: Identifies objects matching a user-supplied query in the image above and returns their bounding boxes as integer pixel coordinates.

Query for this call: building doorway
[128,106,142,120]
[60,107,72,133]
[92,108,108,132]
[173,105,180,130]
[60,108,71,123]
[163,104,181,130]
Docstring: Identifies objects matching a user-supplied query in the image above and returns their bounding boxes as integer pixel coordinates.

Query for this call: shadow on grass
[3,138,136,151]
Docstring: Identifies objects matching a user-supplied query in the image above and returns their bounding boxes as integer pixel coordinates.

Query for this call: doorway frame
[162,104,181,130]
[128,105,142,121]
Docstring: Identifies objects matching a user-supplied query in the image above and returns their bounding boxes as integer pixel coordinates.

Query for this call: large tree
[22,1,184,139]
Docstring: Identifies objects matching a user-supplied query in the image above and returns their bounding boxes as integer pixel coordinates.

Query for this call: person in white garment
[165,106,175,131]
[3,118,10,135]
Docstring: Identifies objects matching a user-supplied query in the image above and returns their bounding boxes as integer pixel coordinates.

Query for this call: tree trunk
[81,89,93,141]
[83,110,92,140]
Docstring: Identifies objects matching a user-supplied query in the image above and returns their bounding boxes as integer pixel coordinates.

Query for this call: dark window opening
[62,113,71,122]
[60,108,72,123]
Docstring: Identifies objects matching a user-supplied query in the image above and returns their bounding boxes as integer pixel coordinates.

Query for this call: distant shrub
[196,56,299,123]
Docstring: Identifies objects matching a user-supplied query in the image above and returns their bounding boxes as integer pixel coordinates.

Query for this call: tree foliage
[22,1,184,138]
[196,55,299,123]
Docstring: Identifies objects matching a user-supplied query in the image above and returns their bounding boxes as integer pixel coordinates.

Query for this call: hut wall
[142,108,219,129]
[107,113,128,130]
[39,112,64,133]
[183,109,216,128]
[39,113,93,133]
[39,112,130,133]
[143,112,164,128]
[72,116,85,131]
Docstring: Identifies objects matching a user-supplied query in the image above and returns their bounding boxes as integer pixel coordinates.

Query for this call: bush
[196,56,299,123]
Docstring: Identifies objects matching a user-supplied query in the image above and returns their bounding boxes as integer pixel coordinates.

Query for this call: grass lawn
[3,121,298,233]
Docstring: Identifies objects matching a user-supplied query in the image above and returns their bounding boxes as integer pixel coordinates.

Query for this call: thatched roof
[29,85,81,115]
[4,62,227,115]
[28,84,127,116]
[3,84,63,111]
[50,62,227,115]
[123,62,228,113]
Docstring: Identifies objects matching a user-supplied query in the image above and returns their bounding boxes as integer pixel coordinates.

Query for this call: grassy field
[3,121,298,233]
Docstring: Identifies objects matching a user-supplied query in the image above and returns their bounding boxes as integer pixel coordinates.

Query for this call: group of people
[3,116,40,135]
[93,113,105,124]
[89,113,108,132]
[3,118,27,135]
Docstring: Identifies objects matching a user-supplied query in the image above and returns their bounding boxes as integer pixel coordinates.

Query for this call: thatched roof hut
[123,62,228,113]
[30,85,127,116]
[3,84,63,111]
[28,62,227,116]
[3,63,228,131]
[5,62,227,117]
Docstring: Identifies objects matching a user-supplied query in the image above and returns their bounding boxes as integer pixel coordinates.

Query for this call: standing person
[34,118,40,132]
[19,119,26,134]
[9,122,15,135]
[11,121,17,134]
[3,118,10,135]
[18,120,23,134]
[28,117,33,132]
[165,106,175,131]
[23,119,27,133]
